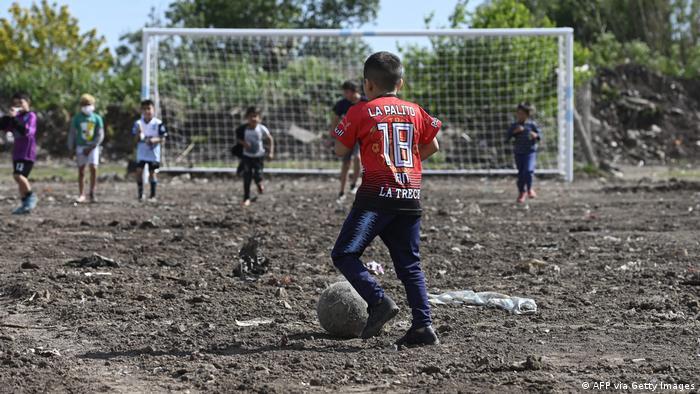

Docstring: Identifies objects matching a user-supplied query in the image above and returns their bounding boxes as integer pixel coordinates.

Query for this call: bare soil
[0,175,698,393]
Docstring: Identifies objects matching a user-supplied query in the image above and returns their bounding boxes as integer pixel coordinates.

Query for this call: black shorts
[137,161,160,170]
[241,156,264,172]
[13,160,33,177]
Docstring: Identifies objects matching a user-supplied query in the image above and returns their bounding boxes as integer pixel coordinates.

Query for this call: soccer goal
[142,27,574,180]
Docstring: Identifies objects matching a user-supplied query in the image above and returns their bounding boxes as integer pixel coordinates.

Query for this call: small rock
[310,378,322,386]
[189,295,208,303]
[136,294,152,301]
[172,369,188,378]
[466,202,482,216]
[421,365,440,375]
[20,262,40,270]
[157,259,181,268]
[275,287,287,299]
[65,254,119,268]
[381,366,397,375]
[139,220,159,229]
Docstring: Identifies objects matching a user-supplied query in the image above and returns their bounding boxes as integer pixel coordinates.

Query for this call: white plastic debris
[83,272,113,277]
[365,261,384,275]
[617,261,641,272]
[235,318,272,327]
[428,290,537,315]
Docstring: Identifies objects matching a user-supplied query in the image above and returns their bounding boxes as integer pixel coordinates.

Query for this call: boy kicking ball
[331,52,442,347]
[131,99,167,201]
[0,92,38,215]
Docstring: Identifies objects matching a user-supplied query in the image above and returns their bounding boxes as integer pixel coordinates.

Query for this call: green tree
[399,0,559,169]
[165,0,379,29]
[523,0,700,78]
[0,0,113,153]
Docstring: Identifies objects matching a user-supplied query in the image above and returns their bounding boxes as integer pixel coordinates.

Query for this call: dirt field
[0,174,698,393]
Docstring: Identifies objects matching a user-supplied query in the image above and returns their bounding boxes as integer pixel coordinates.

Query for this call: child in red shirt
[332,52,442,347]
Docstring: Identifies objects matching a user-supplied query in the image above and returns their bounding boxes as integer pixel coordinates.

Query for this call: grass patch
[0,163,126,183]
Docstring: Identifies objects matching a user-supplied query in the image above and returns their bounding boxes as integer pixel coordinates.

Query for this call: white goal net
[142,28,574,180]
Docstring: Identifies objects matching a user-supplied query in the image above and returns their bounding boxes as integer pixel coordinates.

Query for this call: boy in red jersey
[331,52,442,347]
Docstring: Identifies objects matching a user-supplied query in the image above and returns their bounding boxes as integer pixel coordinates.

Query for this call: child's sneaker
[349,183,359,194]
[516,192,527,204]
[12,206,30,215]
[360,295,399,339]
[12,195,32,215]
[76,194,87,204]
[242,199,251,207]
[527,189,537,199]
[89,192,97,203]
[336,192,346,203]
[147,196,157,203]
[257,183,264,194]
[395,325,439,348]
[25,193,37,210]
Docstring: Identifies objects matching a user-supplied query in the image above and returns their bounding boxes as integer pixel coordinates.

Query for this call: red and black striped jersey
[334,94,441,215]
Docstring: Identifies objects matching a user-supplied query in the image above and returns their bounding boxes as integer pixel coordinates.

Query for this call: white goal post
[142,27,574,180]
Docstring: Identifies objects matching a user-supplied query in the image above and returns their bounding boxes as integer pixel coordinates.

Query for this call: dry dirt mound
[590,64,700,165]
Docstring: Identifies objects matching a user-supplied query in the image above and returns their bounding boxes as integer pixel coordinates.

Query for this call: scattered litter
[603,235,622,243]
[83,272,112,277]
[66,254,119,268]
[365,261,384,275]
[510,355,545,371]
[618,261,642,272]
[516,258,546,273]
[234,235,269,278]
[235,318,273,327]
[34,348,61,357]
[428,290,537,315]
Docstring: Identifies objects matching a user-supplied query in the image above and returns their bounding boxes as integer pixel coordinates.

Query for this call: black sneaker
[395,325,440,348]
[361,295,399,339]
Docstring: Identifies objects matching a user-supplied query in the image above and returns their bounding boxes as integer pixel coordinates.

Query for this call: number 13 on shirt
[377,122,415,168]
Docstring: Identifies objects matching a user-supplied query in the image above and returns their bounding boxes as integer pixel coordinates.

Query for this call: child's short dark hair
[364,52,403,92]
[341,80,359,92]
[517,102,534,116]
[245,106,261,117]
[141,99,155,108]
[12,92,30,103]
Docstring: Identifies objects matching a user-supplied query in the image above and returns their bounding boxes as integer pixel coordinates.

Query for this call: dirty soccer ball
[316,281,368,338]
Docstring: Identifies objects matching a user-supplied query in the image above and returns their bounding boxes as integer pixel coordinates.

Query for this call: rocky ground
[589,64,700,167]
[0,175,698,393]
